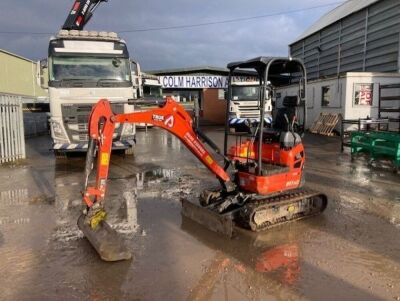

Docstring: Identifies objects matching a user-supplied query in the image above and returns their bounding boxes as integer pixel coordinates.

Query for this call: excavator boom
[84,98,230,208]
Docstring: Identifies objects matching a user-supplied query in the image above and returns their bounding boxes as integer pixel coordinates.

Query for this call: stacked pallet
[310,113,340,136]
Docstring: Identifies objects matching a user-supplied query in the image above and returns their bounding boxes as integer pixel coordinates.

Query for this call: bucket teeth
[77,214,132,261]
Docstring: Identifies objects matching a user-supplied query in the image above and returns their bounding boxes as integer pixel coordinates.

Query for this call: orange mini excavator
[78,57,327,261]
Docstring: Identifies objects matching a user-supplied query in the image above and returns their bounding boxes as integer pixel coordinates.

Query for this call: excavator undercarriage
[182,188,327,237]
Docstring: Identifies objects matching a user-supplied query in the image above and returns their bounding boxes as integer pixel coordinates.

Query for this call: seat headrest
[283,96,300,107]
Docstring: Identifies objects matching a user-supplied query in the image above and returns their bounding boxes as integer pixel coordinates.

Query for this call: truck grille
[235,102,260,118]
[62,103,125,143]
[79,134,89,141]
[238,105,259,110]
[78,124,88,131]
[238,110,261,118]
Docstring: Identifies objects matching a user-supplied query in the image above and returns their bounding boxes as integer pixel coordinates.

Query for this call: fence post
[0,97,4,163]
[10,97,17,161]
[4,96,11,162]
[18,96,26,159]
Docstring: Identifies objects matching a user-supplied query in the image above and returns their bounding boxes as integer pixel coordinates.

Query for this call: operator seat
[263,96,302,148]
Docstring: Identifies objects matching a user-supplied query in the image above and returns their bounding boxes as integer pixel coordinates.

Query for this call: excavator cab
[224,58,307,182]
[187,58,326,234]
[225,57,306,149]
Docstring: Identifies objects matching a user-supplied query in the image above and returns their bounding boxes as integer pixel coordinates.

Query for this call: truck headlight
[121,124,135,137]
[51,121,68,140]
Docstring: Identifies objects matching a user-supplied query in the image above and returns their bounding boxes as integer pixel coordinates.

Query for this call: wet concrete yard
[0,128,399,301]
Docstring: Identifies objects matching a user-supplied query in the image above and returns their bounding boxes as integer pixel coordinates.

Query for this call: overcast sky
[0,0,343,70]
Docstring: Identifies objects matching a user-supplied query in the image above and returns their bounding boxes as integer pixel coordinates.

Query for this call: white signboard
[159,75,258,89]
[354,83,373,106]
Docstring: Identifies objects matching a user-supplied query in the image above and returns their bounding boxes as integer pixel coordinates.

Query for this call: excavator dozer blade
[77,214,132,262]
[181,199,234,238]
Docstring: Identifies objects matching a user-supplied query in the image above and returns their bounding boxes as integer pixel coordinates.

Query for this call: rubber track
[237,188,328,231]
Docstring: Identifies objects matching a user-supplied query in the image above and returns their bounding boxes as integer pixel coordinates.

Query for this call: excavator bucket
[181,199,234,238]
[77,214,132,261]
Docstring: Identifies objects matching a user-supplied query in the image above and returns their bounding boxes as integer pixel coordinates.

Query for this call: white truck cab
[229,81,273,131]
[43,30,136,154]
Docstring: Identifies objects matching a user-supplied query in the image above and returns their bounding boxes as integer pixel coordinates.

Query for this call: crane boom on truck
[63,0,108,30]
[77,57,328,262]
[37,0,137,157]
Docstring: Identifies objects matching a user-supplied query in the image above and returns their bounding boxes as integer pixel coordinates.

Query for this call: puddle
[0,131,399,301]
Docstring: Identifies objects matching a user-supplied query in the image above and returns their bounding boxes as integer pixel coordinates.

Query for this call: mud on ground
[0,128,399,301]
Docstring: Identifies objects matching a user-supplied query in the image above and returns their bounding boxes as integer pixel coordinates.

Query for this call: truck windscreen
[232,86,259,101]
[49,56,131,84]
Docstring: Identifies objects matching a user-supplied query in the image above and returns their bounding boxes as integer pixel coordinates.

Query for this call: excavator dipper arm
[82,97,231,209]
[79,97,233,261]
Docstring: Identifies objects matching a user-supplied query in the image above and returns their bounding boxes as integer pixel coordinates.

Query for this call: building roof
[147,66,229,75]
[147,65,262,77]
[291,0,379,45]
[227,56,303,70]
[0,49,35,63]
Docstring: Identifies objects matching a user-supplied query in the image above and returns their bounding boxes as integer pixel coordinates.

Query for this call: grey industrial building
[290,0,400,80]
[280,0,400,131]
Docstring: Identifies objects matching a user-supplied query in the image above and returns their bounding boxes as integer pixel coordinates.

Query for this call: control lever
[284,114,290,132]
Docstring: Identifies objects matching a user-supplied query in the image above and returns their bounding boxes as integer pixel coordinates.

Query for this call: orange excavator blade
[181,199,234,237]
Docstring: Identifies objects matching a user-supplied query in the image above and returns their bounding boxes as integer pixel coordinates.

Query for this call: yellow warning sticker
[205,155,214,165]
[287,205,295,213]
[101,153,109,166]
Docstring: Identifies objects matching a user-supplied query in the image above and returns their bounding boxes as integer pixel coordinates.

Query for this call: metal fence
[0,94,26,163]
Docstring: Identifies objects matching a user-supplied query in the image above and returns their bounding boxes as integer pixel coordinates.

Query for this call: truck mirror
[265,87,273,100]
[130,60,138,75]
[130,60,143,98]
[36,59,48,90]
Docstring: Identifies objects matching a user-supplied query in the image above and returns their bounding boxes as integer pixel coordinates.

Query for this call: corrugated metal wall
[290,0,400,80]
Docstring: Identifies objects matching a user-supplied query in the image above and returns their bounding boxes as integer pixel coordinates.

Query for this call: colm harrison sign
[159,75,257,89]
